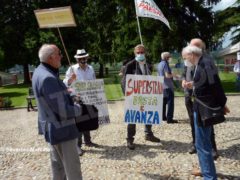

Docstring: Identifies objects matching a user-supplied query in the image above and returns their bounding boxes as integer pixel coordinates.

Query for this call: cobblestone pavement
[0,96,239,180]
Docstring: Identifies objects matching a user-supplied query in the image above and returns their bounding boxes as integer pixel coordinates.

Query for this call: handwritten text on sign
[71,80,110,125]
[124,75,163,125]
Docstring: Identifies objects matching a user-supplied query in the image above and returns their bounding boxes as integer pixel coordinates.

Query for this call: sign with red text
[124,75,164,125]
[71,79,110,125]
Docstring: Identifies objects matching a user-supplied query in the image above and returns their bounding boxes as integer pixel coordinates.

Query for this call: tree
[113,0,220,62]
[0,0,227,82]
[214,0,240,46]
[0,0,85,83]
[79,0,118,77]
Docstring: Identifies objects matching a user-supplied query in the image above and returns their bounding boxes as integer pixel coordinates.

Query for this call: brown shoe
[191,167,202,176]
[145,135,160,142]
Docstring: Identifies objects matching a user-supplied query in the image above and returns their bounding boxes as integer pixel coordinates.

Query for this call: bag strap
[194,97,221,111]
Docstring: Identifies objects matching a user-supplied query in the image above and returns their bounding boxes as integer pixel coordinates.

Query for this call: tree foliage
[0,0,237,81]
[214,0,240,45]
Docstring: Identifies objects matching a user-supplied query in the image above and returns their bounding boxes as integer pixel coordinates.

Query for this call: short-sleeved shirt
[63,64,96,86]
[157,60,174,90]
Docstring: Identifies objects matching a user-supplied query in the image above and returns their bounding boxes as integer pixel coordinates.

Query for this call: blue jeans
[163,88,174,121]
[194,112,217,180]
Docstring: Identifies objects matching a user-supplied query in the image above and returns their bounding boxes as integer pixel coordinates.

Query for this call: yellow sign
[34,6,76,28]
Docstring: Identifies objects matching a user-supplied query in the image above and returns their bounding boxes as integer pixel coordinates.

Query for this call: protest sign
[34,6,76,28]
[124,74,163,125]
[71,79,110,125]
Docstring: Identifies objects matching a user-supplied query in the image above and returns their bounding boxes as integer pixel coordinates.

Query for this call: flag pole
[136,15,143,45]
[134,0,143,45]
[57,27,72,67]
[57,27,74,73]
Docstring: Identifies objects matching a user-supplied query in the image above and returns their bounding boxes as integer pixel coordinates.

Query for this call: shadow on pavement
[217,173,240,179]
[218,143,240,161]
[225,117,240,122]
[83,140,190,160]
[141,173,181,180]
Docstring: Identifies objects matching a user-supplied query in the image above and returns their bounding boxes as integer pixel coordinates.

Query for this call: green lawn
[0,72,238,107]
[219,72,237,93]
[0,84,34,107]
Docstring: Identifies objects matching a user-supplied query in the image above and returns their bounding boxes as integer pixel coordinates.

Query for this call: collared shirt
[63,63,96,86]
[139,62,146,75]
[41,62,59,77]
[157,60,174,89]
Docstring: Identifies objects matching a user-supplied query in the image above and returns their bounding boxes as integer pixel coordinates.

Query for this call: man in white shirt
[233,53,240,91]
[63,49,98,156]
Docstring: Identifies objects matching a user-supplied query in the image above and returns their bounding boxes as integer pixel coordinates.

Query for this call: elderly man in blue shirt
[157,52,178,124]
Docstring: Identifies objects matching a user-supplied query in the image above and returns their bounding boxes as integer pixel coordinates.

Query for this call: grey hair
[182,45,202,56]
[161,52,170,60]
[134,44,145,53]
[38,44,55,63]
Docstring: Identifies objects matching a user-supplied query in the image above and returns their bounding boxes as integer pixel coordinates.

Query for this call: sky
[212,0,238,48]
[213,0,237,11]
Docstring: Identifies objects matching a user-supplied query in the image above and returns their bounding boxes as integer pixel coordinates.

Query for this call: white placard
[124,74,164,125]
[71,79,110,125]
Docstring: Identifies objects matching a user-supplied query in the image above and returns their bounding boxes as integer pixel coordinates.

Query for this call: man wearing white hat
[63,49,98,156]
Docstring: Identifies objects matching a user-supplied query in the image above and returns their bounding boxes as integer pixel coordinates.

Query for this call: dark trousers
[127,124,153,141]
[185,95,217,151]
[163,88,174,121]
[77,131,91,147]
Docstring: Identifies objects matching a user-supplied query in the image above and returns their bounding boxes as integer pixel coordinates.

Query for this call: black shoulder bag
[194,97,225,127]
[73,96,99,132]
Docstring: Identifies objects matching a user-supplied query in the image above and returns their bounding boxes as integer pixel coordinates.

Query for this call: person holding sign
[122,44,160,150]
[32,44,83,180]
[63,49,98,156]
[157,52,178,124]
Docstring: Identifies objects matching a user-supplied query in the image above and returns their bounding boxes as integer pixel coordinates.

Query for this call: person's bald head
[190,38,206,51]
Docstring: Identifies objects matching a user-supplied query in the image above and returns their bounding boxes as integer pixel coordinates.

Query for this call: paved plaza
[0,96,240,180]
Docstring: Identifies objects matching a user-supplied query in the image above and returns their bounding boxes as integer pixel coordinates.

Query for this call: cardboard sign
[124,75,164,125]
[34,6,76,28]
[71,79,110,125]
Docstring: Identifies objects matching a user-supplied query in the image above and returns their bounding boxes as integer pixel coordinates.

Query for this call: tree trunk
[23,63,31,84]
[99,63,104,78]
